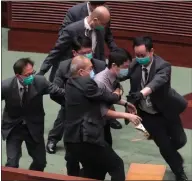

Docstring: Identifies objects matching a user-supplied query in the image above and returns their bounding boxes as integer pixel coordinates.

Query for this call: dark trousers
[65,142,125,181]
[65,123,113,177]
[5,123,46,171]
[48,106,65,143]
[104,122,113,147]
[140,110,187,174]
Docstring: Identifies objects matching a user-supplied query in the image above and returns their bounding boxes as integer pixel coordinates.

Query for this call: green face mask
[23,75,34,85]
[136,56,150,65]
[84,53,93,59]
[95,25,105,31]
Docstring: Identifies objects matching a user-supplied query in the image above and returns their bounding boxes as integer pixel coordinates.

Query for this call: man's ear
[78,69,83,76]
[112,63,117,68]
[150,48,154,54]
[93,18,98,22]
[72,50,77,57]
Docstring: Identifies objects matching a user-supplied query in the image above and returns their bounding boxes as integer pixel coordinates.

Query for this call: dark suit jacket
[50,58,106,105]
[1,75,65,142]
[128,55,187,120]
[39,19,106,82]
[59,2,118,51]
[64,76,120,146]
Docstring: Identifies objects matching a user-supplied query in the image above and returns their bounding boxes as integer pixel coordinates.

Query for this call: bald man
[64,55,141,181]
[59,1,118,51]
[38,6,111,82]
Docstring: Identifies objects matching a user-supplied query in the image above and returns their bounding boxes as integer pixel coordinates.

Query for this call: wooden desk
[2,166,95,181]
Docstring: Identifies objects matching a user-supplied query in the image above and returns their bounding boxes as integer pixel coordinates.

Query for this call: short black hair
[90,1,106,5]
[108,51,128,69]
[133,36,153,52]
[72,36,92,51]
[13,58,34,75]
[117,48,132,62]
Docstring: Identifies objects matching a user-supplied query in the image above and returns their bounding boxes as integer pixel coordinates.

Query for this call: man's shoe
[110,119,122,129]
[46,140,57,154]
[175,170,188,181]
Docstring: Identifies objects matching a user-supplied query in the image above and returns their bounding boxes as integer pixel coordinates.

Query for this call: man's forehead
[135,44,147,50]
[86,61,93,67]
[119,62,129,68]
[78,47,92,54]
[23,64,33,73]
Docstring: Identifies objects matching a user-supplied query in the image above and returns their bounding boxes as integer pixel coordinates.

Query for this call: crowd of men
[1,1,189,181]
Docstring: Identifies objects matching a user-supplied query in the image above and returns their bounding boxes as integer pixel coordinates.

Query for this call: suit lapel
[134,65,142,90]
[94,29,104,56]
[147,56,156,84]
[95,29,102,43]
[11,77,21,105]
[27,81,38,101]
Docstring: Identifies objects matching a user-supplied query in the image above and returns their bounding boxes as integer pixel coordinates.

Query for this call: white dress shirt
[17,79,28,99]
[84,2,97,53]
[139,59,158,114]
[17,79,28,124]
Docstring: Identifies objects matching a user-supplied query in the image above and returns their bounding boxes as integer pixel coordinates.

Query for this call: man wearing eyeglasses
[1,58,65,171]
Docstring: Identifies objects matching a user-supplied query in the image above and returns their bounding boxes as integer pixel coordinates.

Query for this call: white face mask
[117,68,129,78]
[89,70,95,79]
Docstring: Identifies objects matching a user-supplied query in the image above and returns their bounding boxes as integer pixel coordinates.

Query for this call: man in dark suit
[64,55,128,181]
[38,6,111,82]
[59,1,118,51]
[128,36,188,181]
[1,58,65,171]
[46,36,107,154]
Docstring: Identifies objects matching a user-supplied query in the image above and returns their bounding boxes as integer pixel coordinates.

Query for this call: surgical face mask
[22,75,34,85]
[89,70,95,79]
[118,68,129,78]
[136,56,150,65]
[84,52,93,59]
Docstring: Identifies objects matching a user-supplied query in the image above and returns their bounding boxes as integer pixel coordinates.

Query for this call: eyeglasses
[23,70,36,77]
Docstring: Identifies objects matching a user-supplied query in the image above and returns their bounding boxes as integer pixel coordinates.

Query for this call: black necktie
[143,67,148,84]
[21,86,28,106]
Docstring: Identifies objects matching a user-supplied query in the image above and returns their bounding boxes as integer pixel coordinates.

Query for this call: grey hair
[70,64,78,74]
[70,55,88,76]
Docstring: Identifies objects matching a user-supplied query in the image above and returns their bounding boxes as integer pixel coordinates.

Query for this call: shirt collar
[84,17,92,30]
[17,78,24,90]
[17,78,28,89]
[142,57,153,71]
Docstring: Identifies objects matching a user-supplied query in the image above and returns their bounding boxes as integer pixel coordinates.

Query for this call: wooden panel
[112,30,192,45]
[2,166,95,181]
[1,1,8,27]
[8,1,192,37]
[107,1,192,36]
[8,1,78,30]
[108,2,162,32]
[126,163,166,180]
[8,29,192,68]
[8,30,58,53]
